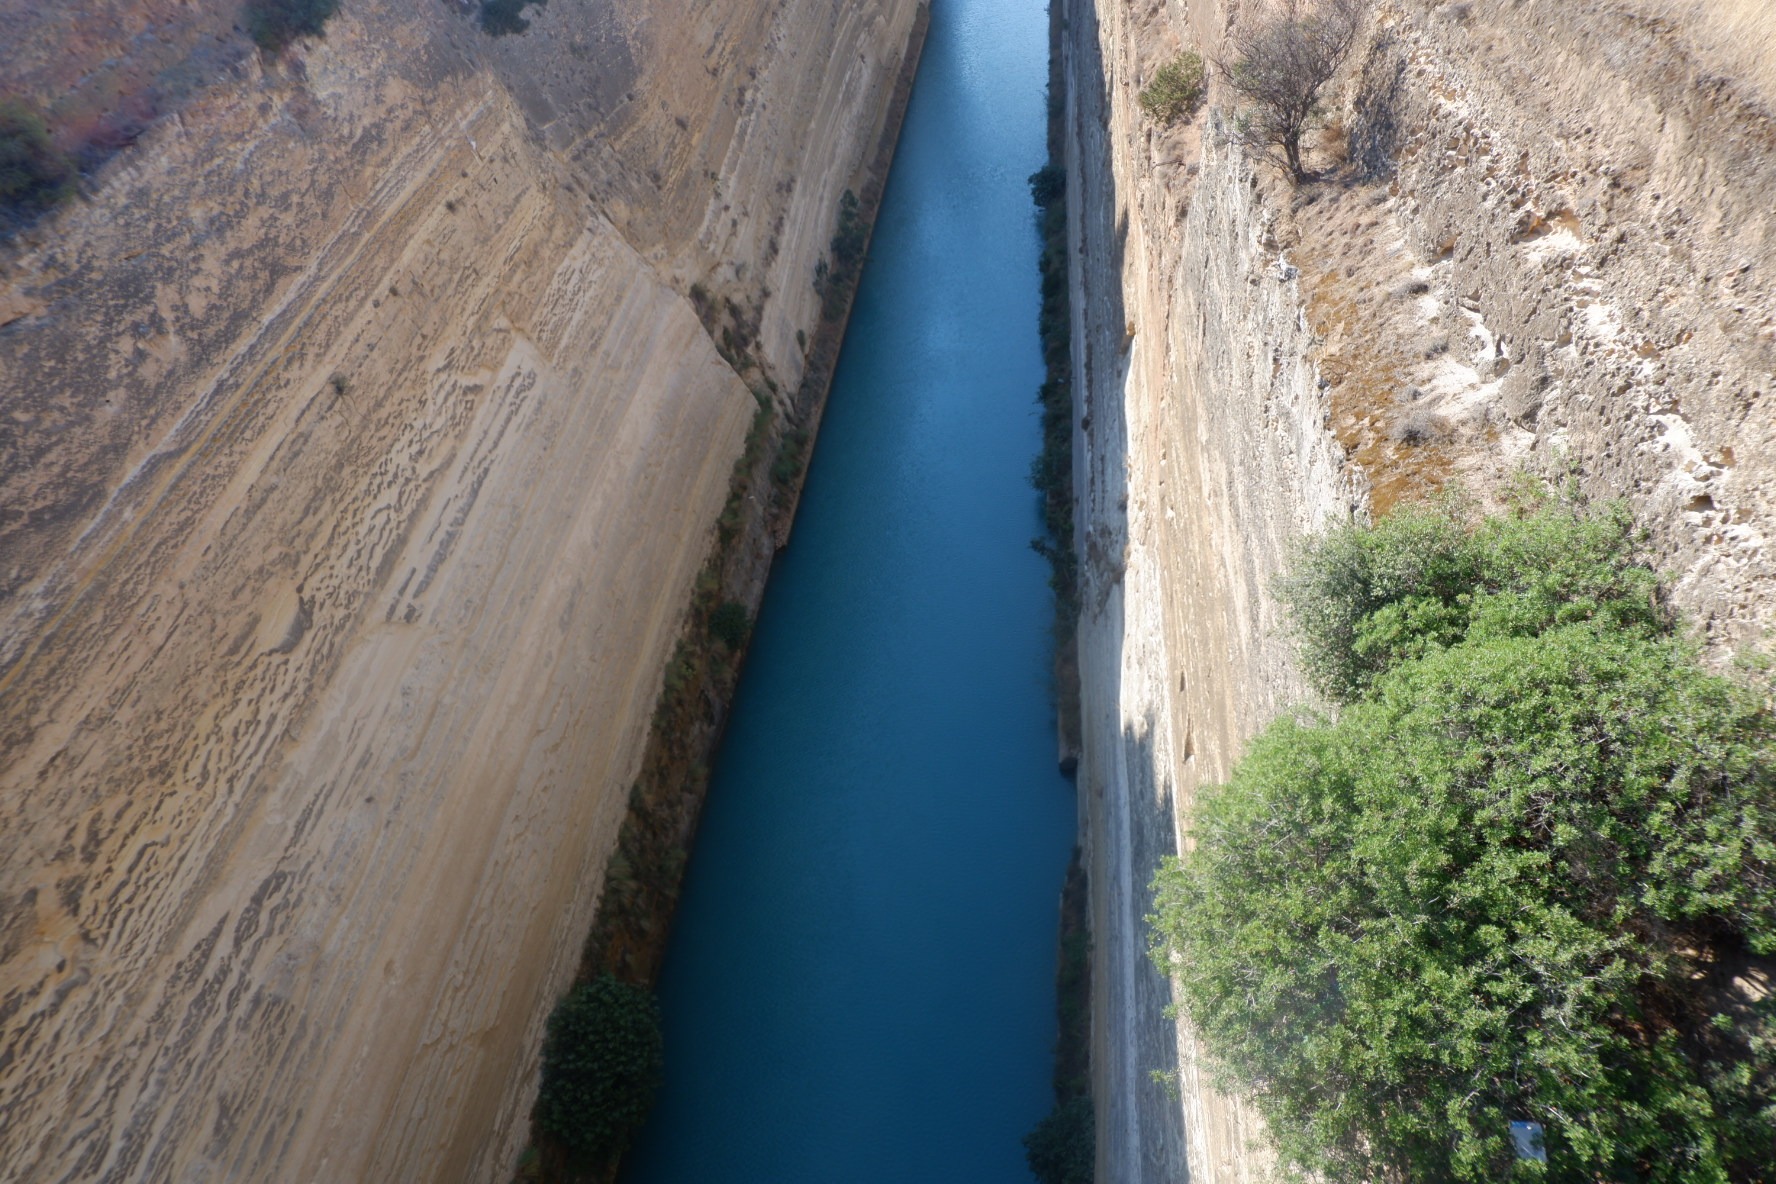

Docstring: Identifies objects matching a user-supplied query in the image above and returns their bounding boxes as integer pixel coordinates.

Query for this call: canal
[620,0,1074,1179]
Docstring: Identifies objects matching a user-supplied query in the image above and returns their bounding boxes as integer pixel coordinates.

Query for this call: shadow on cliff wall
[1348,30,1407,182]
[1065,0,1190,1171]
[1121,716,1191,1179]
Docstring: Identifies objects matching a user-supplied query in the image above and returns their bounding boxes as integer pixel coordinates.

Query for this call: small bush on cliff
[0,99,74,229]
[479,0,547,37]
[1028,163,1065,206]
[1150,497,1776,1182]
[814,189,869,321]
[243,0,341,54]
[1137,52,1206,125]
[709,600,750,652]
[1024,1095,1094,1184]
[536,976,664,1161]
[1223,0,1365,180]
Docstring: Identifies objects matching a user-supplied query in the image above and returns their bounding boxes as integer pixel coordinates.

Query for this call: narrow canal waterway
[620,1,1073,1179]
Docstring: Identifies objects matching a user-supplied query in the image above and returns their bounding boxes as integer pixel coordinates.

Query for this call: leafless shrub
[1391,409,1450,444]
[1222,0,1367,181]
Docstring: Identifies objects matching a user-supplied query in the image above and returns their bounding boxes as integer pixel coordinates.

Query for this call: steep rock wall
[1067,1,1776,1181]
[0,2,920,1180]
[1066,4,1360,1175]
[1343,0,1775,641]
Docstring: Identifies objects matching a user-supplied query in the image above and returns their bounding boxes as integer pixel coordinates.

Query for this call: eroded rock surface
[0,2,920,1180]
[1067,1,1776,1181]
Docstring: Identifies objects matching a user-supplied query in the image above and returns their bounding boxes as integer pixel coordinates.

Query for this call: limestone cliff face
[0,2,920,1180]
[1065,1,1776,1180]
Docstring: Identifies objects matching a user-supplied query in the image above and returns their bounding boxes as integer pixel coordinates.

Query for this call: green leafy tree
[1275,497,1664,702]
[536,976,665,1161]
[1151,500,1776,1182]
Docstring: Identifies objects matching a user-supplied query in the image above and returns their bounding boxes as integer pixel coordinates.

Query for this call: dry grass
[1634,0,1776,111]
[1278,174,1466,515]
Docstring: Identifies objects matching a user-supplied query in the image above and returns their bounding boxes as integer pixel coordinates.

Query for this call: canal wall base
[1065,0,1776,1181]
[572,0,932,1052]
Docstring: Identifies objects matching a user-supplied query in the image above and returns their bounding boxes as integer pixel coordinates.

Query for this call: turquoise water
[619,1,1074,1179]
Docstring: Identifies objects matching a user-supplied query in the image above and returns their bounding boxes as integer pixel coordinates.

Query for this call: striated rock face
[1066,8,1359,1176]
[0,2,920,1180]
[1342,0,1775,639]
[1066,0,1776,1180]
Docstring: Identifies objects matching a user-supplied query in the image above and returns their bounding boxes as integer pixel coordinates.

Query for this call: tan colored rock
[1068,0,1776,1180]
[0,1,921,1179]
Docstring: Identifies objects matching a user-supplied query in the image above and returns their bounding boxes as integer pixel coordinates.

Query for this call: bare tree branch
[1221,0,1366,181]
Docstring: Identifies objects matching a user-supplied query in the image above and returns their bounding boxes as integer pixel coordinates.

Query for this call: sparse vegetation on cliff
[1026,14,1091,1176]
[1028,95,1079,756]
[814,189,869,321]
[1027,850,1093,1183]
[1023,1094,1094,1184]
[243,0,341,54]
[0,99,74,232]
[536,976,664,1164]
[479,0,548,38]
[1223,0,1365,180]
[1137,52,1206,126]
[1150,494,1776,1182]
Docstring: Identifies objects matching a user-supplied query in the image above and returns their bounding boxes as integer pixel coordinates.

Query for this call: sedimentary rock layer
[1067,1,1775,1181]
[1067,8,1358,1177]
[0,2,921,1180]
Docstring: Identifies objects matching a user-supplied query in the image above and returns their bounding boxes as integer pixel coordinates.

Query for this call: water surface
[621,1,1073,1178]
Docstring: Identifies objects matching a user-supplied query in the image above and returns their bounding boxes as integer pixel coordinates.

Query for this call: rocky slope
[1064,0,1776,1179]
[0,1,921,1180]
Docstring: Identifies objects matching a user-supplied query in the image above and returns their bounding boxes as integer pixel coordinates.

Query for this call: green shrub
[1137,51,1206,125]
[1023,1095,1094,1184]
[709,600,750,652]
[1027,151,1076,633]
[812,189,869,321]
[1276,497,1664,702]
[536,976,664,1161]
[830,188,866,270]
[1151,499,1776,1183]
[243,0,341,53]
[479,0,546,36]
[0,99,74,226]
[771,425,810,490]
